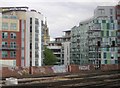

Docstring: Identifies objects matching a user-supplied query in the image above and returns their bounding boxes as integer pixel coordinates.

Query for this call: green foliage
[43,47,57,65]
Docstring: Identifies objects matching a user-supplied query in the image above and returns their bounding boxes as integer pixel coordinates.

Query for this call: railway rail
[1,70,120,88]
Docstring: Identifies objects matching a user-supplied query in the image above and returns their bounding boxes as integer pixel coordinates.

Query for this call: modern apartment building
[95,6,118,67]
[47,30,71,65]
[71,19,90,65]
[62,30,71,65]
[0,7,43,67]
[47,37,62,65]
[116,3,120,66]
[71,5,118,67]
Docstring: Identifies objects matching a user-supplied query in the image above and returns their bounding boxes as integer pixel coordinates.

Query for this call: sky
[0,0,119,40]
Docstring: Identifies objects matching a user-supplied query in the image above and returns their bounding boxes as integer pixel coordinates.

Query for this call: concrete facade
[63,42,70,65]
[47,30,71,65]
[47,39,62,65]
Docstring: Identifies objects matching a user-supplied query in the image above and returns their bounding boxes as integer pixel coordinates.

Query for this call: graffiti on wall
[34,67,46,74]
[8,67,29,75]
[79,65,90,70]
[52,65,67,73]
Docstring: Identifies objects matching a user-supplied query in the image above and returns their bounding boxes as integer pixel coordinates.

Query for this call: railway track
[1,70,120,88]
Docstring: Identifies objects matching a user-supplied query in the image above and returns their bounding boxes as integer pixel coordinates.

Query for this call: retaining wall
[0,64,119,78]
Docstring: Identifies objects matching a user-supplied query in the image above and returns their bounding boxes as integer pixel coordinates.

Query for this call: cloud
[0,0,119,38]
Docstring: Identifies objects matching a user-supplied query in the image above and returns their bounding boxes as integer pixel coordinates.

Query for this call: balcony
[47,46,61,49]
[35,46,39,50]
[35,29,39,33]
[0,45,18,50]
[35,38,39,41]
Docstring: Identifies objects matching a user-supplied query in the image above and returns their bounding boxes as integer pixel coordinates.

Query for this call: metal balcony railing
[0,45,18,50]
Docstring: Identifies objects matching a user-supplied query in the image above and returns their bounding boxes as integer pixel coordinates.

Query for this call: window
[111,47,115,51]
[10,23,17,30]
[106,31,109,37]
[98,53,101,58]
[2,51,8,58]
[107,23,109,29]
[104,52,106,59]
[104,60,107,64]
[115,60,118,64]
[30,43,32,49]
[101,31,104,37]
[106,47,109,51]
[2,42,8,48]
[110,16,113,21]
[2,23,8,30]
[110,24,115,30]
[30,26,32,32]
[102,20,106,23]
[111,41,115,47]
[10,51,16,58]
[2,15,8,19]
[10,33,16,39]
[98,9,105,14]
[10,42,16,48]
[35,18,39,25]
[110,9,113,15]
[30,18,32,24]
[2,32,8,39]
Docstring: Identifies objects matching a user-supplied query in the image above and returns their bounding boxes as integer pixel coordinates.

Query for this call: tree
[43,47,57,65]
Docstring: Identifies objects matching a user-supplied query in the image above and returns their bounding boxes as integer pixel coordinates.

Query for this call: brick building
[0,7,43,67]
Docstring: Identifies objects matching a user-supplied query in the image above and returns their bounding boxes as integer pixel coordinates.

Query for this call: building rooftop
[0,6,28,9]
[63,30,71,32]
[0,6,41,14]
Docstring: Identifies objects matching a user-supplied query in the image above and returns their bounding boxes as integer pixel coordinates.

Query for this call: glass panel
[2,51,8,58]
[10,51,16,58]
[10,23,17,30]
[2,23,8,30]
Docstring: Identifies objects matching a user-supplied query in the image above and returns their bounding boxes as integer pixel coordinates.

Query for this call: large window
[10,23,17,30]
[2,32,8,39]
[104,52,106,59]
[2,51,8,58]
[10,33,16,39]
[98,9,105,14]
[107,23,110,29]
[30,18,32,24]
[10,42,16,48]
[10,51,16,58]
[106,31,109,37]
[2,23,8,30]
[110,9,113,15]
[101,31,104,37]
[35,18,39,25]
[2,42,8,48]
[104,60,107,64]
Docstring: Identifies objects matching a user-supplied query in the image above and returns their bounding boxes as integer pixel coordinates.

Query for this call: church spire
[45,17,47,26]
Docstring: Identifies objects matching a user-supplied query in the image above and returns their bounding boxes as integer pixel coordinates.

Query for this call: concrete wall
[26,11,43,66]
[94,6,116,19]
[63,42,70,65]
[101,64,119,71]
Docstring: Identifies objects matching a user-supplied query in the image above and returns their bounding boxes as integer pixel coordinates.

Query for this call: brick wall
[1,67,29,78]
[1,64,119,78]
[101,64,119,71]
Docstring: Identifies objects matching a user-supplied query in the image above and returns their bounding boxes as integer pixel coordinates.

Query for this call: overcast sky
[0,0,119,39]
